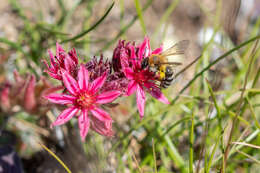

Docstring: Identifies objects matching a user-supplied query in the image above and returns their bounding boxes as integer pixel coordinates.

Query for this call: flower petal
[90,115,113,137]
[127,80,137,96]
[46,71,62,80]
[89,73,106,93]
[78,64,89,90]
[69,48,78,65]
[138,37,151,59]
[45,93,76,104]
[96,91,121,104]
[64,55,76,73]
[62,71,79,96]
[129,45,138,67]
[42,59,50,69]
[52,107,79,126]
[136,84,146,118]
[90,107,112,121]
[48,50,56,69]
[124,67,134,80]
[56,42,65,57]
[24,75,36,112]
[0,86,10,111]
[144,82,170,104]
[13,70,23,83]
[78,109,90,141]
[151,45,163,55]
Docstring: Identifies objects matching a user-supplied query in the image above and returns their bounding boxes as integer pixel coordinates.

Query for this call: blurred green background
[0,0,260,172]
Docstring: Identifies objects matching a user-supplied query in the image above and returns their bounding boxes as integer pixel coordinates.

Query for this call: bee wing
[161,40,189,63]
[161,40,189,56]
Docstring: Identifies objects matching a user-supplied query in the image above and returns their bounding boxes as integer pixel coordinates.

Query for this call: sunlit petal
[96,91,121,104]
[136,84,146,118]
[78,64,89,90]
[45,93,76,104]
[52,107,79,126]
[78,109,90,141]
[62,71,79,96]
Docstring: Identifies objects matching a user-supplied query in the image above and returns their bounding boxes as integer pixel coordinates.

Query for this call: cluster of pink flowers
[43,37,170,140]
[0,70,62,115]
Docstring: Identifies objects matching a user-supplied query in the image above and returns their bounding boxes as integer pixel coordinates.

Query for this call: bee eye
[166,67,172,73]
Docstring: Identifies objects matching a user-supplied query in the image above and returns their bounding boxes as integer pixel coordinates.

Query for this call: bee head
[165,66,173,77]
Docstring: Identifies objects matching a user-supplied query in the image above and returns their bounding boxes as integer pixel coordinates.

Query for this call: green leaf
[134,0,147,35]
[61,2,115,43]
[100,0,154,52]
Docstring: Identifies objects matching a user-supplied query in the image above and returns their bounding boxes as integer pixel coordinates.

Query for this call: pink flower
[0,71,63,115]
[0,84,11,112]
[117,37,169,118]
[43,43,78,80]
[45,65,121,140]
[23,75,36,112]
[86,56,129,94]
[112,40,133,72]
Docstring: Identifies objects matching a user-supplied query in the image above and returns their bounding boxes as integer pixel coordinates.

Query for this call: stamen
[76,92,96,108]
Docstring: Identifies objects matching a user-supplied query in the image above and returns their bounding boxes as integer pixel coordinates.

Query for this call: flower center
[76,92,96,109]
[133,69,154,84]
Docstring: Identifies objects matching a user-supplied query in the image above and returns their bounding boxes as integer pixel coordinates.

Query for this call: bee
[141,40,189,88]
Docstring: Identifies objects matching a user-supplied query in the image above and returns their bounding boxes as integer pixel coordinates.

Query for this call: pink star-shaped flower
[45,65,121,140]
[43,43,78,80]
[120,37,170,118]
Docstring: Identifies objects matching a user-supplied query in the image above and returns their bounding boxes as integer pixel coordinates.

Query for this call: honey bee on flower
[141,40,189,88]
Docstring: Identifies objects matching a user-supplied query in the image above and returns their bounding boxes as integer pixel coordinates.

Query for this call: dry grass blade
[232,142,260,149]
[222,39,260,172]
[39,143,71,173]
[236,149,260,164]
[132,148,143,173]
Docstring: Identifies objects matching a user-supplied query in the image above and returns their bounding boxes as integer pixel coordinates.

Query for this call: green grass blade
[245,96,260,129]
[0,37,28,56]
[206,79,222,129]
[58,0,82,28]
[170,35,260,107]
[200,129,260,172]
[206,135,221,173]
[161,116,191,136]
[152,0,180,39]
[227,111,250,126]
[189,112,194,173]
[164,135,188,173]
[61,2,115,43]
[152,139,158,173]
[134,0,147,35]
[99,0,154,52]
